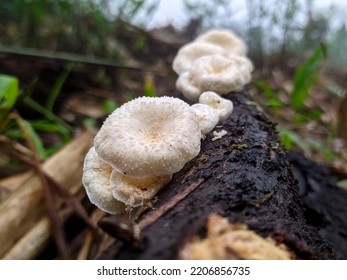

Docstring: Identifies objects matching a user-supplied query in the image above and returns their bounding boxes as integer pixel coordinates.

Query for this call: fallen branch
[99,91,339,260]
[0,130,95,258]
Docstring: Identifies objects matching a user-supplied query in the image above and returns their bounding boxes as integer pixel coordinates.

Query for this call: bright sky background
[122,0,347,30]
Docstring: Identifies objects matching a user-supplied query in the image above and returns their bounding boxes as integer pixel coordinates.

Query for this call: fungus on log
[98,90,339,260]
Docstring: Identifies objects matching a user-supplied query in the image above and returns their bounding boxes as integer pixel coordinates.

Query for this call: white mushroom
[199,91,234,121]
[212,130,228,141]
[172,41,226,75]
[110,170,172,208]
[94,96,201,178]
[176,54,253,101]
[82,147,126,214]
[176,71,202,102]
[195,29,247,57]
[191,104,219,135]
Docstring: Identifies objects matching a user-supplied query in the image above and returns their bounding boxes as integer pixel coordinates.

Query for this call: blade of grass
[143,73,157,97]
[46,62,74,111]
[24,97,71,141]
[102,99,118,114]
[15,116,47,160]
[277,126,311,154]
[255,79,284,115]
[291,44,325,110]
[0,45,144,71]
[14,112,69,258]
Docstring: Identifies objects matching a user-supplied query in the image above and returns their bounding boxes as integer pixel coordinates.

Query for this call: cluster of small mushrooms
[82,29,253,217]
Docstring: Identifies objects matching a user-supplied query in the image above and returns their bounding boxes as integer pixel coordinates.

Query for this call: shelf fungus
[195,28,247,57]
[82,96,202,217]
[172,41,226,75]
[191,103,220,135]
[176,54,253,101]
[173,28,253,102]
[199,91,234,121]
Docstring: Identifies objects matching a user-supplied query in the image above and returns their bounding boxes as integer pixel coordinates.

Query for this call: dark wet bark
[288,151,347,259]
[99,90,339,260]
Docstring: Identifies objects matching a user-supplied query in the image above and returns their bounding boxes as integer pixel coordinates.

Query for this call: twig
[0,134,97,231]
[47,175,97,231]
[139,179,205,230]
[0,45,144,71]
[15,112,70,258]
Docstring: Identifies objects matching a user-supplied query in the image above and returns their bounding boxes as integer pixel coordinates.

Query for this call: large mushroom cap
[94,96,201,178]
[82,147,126,214]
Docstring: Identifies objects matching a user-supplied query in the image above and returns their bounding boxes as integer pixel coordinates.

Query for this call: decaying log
[99,91,339,260]
[0,130,95,259]
[288,151,347,259]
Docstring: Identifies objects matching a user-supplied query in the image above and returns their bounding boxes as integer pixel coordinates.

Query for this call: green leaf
[24,97,71,142]
[30,119,66,134]
[4,128,23,139]
[291,45,325,110]
[306,137,335,161]
[128,0,145,18]
[0,74,19,119]
[144,74,157,97]
[277,126,310,154]
[255,79,284,115]
[133,35,146,53]
[293,108,323,123]
[16,117,47,160]
[102,99,118,114]
[82,117,97,128]
[46,62,74,111]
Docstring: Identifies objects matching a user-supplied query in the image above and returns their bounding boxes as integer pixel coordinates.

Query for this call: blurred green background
[0,0,346,177]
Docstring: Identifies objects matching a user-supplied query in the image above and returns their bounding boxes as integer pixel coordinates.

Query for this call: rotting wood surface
[99,90,338,260]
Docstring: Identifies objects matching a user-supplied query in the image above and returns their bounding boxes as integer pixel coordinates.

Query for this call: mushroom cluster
[172,29,253,136]
[83,96,202,216]
[82,29,252,217]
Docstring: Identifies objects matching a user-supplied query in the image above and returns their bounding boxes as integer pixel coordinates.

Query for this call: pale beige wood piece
[0,130,95,258]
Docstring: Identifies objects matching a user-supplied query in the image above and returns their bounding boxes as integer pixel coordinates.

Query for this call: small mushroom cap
[110,171,172,207]
[199,91,234,121]
[94,96,201,178]
[191,54,253,94]
[191,104,219,135]
[195,29,247,57]
[82,147,126,214]
[176,54,253,101]
[172,41,226,75]
[176,71,201,102]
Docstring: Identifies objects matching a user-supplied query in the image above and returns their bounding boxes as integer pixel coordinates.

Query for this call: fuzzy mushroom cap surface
[82,147,126,214]
[195,29,247,57]
[110,171,172,207]
[191,103,219,135]
[175,71,201,102]
[176,54,253,101]
[172,41,226,75]
[199,91,234,121]
[191,54,253,93]
[94,96,201,178]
